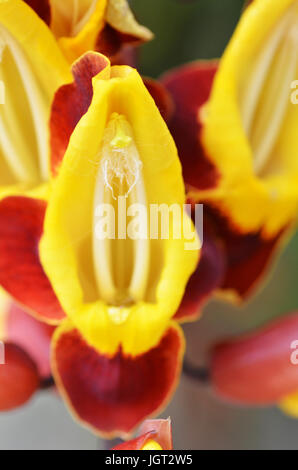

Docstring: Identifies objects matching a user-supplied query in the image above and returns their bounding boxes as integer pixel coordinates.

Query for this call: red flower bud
[210,313,298,404]
[0,343,39,411]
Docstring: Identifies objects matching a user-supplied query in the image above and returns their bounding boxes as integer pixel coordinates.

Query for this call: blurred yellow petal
[50,0,108,63]
[201,0,298,237]
[0,0,71,196]
[40,56,199,357]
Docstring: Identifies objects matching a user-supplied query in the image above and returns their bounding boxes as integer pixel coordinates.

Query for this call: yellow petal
[279,391,298,418]
[0,0,71,194]
[201,0,298,237]
[50,0,108,63]
[50,0,153,63]
[40,56,199,357]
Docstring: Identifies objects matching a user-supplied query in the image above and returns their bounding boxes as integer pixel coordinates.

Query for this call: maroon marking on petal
[24,0,51,25]
[7,303,55,378]
[211,312,298,404]
[143,77,174,123]
[0,343,39,411]
[0,197,65,323]
[204,205,283,300]
[96,24,123,59]
[175,235,226,321]
[50,52,110,176]
[53,326,184,436]
[162,62,220,191]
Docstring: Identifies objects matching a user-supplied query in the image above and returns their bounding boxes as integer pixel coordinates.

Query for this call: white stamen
[93,114,150,307]
[101,147,143,200]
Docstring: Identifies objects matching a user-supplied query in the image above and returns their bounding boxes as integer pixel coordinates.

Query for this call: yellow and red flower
[161,0,298,302]
[0,292,54,411]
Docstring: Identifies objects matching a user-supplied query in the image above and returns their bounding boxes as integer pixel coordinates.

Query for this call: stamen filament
[240,9,289,135]
[93,113,150,307]
[93,173,117,304]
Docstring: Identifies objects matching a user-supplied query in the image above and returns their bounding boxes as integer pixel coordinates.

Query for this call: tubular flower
[41,52,198,437]
[162,0,298,301]
[112,418,173,450]
[25,0,153,63]
[0,0,71,200]
[201,0,298,236]
[210,312,298,417]
[0,291,55,410]
[0,52,201,437]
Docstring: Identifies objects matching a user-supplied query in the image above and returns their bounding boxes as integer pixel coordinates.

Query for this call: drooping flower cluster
[0,0,297,443]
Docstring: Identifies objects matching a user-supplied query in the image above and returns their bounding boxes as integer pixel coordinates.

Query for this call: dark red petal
[162,61,220,190]
[24,0,51,26]
[53,325,184,436]
[0,196,65,323]
[112,431,155,450]
[175,235,226,322]
[205,206,284,299]
[6,303,55,378]
[50,52,110,176]
[143,78,174,123]
[96,24,123,59]
[0,343,39,411]
[211,312,298,404]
